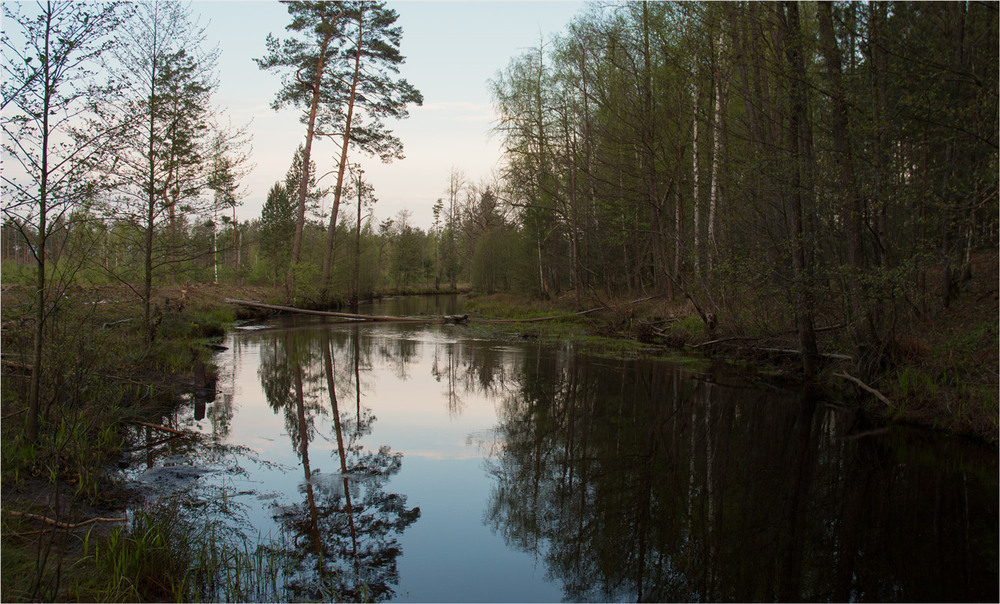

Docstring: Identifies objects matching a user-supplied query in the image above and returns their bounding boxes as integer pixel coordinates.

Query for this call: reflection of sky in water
[131,299,997,603]
[183,320,563,602]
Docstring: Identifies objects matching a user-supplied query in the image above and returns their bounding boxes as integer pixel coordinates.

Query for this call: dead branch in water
[834,372,894,407]
[4,509,126,530]
[130,421,191,436]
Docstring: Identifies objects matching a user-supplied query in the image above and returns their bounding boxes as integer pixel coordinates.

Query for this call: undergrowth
[0,285,239,602]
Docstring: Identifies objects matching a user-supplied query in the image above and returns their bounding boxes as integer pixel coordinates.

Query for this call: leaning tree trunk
[321,12,365,301]
[287,31,333,299]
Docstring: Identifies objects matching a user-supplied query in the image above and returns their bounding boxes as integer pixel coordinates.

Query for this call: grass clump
[87,506,194,602]
[85,500,325,602]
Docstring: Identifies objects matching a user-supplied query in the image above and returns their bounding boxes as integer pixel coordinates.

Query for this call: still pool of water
[125,295,998,602]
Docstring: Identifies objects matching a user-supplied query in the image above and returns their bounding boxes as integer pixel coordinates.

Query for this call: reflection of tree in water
[431,337,520,418]
[377,329,419,379]
[257,327,419,601]
[484,350,998,602]
[257,331,332,454]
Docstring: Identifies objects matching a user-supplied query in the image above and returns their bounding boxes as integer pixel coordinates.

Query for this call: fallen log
[225,299,434,322]
[755,347,853,362]
[102,318,136,329]
[687,335,767,349]
[1,359,33,371]
[226,298,605,324]
[685,341,854,362]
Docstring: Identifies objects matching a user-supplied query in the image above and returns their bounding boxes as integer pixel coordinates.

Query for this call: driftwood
[834,372,894,407]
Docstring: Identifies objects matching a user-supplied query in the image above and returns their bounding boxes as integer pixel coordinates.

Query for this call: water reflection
[129,295,996,602]
[257,328,420,601]
[484,352,998,602]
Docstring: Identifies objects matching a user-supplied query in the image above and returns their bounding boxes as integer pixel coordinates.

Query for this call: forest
[2,2,997,435]
[1,1,997,600]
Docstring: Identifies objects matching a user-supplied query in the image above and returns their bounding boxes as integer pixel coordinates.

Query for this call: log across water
[225,298,468,323]
[224,298,602,324]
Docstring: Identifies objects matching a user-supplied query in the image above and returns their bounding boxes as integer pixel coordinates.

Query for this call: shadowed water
[125,295,998,602]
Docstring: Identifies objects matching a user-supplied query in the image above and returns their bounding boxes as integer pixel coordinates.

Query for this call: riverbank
[0,282,273,600]
[462,257,998,444]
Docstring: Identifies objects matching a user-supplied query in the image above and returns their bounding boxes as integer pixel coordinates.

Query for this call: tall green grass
[87,502,312,602]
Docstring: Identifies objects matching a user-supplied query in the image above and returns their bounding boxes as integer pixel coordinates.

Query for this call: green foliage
[289,259,323,303]
[439,227,462,287]
[259,181,295,279]
[387,211,428,290]
[0,260,35,285]
[1,400,127,505]
[471,228,520,293]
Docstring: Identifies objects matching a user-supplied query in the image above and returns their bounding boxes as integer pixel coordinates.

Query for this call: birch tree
[109,0,218,342]
[1,0,125,441]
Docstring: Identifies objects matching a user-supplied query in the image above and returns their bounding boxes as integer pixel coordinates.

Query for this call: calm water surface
[128,295,998,602]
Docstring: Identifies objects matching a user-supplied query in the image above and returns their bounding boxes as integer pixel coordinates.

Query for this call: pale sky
[196,0,590,230]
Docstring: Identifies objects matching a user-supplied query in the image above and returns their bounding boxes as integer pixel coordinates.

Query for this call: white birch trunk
[692,53,702,276]
[708,32,726,271]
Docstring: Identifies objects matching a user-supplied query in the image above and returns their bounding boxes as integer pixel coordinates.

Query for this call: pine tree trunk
[322,10,365,300]
[287,31,333,298]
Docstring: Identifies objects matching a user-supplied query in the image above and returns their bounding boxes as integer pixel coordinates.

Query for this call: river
[125,294,998,602]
